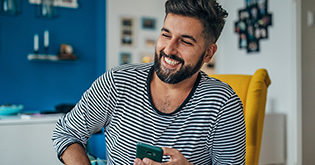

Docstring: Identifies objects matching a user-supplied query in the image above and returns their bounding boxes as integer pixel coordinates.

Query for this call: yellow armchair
[209,69,271,165]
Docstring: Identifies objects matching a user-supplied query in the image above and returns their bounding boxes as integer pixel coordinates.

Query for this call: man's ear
[204,44,217,63]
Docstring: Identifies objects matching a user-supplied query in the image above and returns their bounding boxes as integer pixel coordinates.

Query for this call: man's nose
[164,39,178,55]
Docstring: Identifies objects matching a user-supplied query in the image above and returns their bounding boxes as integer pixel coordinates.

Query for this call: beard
[153,50,205,84]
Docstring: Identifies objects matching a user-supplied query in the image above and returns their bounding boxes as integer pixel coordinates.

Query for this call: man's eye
[182,40,192,45]
[162,34,170,38]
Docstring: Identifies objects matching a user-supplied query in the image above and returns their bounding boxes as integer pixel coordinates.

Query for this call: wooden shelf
[27,54,77,62]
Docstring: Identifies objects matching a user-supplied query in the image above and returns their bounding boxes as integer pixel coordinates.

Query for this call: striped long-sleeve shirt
[52,62,246,165]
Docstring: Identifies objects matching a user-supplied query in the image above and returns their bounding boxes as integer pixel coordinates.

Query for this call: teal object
[0,105,23,115]
[136,143,163,163]
[88,153,106,165]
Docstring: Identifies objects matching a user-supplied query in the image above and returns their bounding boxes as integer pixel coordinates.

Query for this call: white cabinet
[0,114,63,165]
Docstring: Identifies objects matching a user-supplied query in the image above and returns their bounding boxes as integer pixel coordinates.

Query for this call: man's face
[154,13,208,84]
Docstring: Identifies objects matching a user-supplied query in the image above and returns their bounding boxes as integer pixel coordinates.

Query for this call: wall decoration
[235,0,272,53]
[140,52,154,63]
[141,17,156,30]
[29,0,79,8]
[35,0,59,19]
[121,17,134,46]
[145,38,156,48]
[56,0,79,8]
[120,52,131,65]
[0,0,22,16]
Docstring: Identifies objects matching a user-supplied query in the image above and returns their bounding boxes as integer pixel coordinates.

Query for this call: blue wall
[0,0,106,111]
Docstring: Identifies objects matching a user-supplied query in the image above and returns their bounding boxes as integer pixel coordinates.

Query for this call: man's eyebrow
[181,34,197,43]
[161,27,170,33]
[161,27,197,43]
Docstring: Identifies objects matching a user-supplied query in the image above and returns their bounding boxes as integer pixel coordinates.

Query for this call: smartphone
[136,142,163,163]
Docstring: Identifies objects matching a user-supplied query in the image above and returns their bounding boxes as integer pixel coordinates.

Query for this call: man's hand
[133,147,193,165]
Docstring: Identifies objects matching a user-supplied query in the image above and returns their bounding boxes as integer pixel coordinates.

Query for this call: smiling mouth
[164,57,180,65]
[160,50,183,67]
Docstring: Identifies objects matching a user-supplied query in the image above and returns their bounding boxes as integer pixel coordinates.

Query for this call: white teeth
[165,57,180,65]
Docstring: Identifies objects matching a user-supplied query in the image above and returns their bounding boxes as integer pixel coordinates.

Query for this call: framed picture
[123,29,132,35]
[142,17,156,30]
[145,38,156,47]
[246,0,257,7]
[247,40,259,53]
[239,33,247,49]
[235,20,247,33]
[236,0,272,53]
[249,5,259,20]
[122,18,133,27]
[246,22,255,41]
[260,14,272,27]
[257,0,267,16]
[239,9,250,20]
[57,0,79,8]
[120,52,132,65]
[29,0,79,8]
[255,27,268,39]
[122,36,132,45]
[121,17,134,46]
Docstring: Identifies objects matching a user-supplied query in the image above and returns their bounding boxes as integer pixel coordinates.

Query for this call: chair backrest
[209,69,271,165]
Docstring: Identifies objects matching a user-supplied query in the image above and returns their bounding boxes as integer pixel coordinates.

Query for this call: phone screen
[136,142,163,163]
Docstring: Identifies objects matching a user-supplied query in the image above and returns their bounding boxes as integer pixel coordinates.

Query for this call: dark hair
[165,0,228,45]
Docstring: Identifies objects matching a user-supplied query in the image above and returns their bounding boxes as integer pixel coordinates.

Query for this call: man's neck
[149,71,200,113]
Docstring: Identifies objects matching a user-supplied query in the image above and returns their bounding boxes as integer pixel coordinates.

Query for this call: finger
[134,158,143,165]
[161,147,172,155]
[162,147,179,156]
[143,158,162,165]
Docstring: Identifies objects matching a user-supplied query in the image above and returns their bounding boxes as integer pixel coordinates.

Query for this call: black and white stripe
[52,62,245,165]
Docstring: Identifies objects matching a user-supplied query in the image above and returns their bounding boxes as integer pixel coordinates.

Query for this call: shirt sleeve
[211,93,246,164]
[51,69,117,162]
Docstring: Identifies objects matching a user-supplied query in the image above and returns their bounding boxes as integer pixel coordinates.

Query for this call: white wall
[217,0,299,165]
[106,0,167,70]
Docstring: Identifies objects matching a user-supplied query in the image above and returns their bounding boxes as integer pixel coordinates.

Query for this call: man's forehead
[163,14,204,39]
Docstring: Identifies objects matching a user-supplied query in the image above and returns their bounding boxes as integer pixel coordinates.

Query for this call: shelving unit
[27,54,77,62]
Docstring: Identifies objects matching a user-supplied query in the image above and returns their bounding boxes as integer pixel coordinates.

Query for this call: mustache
[160,51,184,64]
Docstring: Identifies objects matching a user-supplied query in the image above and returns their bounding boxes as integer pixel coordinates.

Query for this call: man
[52,0,246,164]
